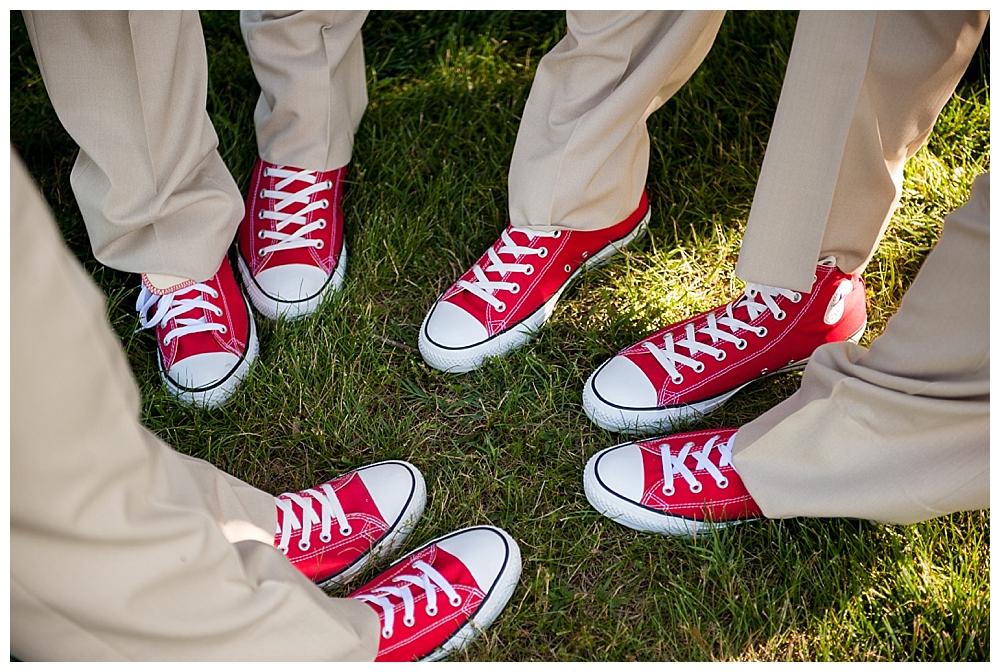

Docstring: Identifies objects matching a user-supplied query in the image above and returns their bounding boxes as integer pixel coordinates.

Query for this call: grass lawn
[10,10,990,662]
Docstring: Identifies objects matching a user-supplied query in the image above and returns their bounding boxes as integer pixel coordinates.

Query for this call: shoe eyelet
[425,605,438,617]
[761,368,768,375]
[403,615,415,627]
[552,230,562,238]
[756,327,768,337]
[321,199,329,208]
[495,302,507,313]
[449,595,462,607]
[299,540,311,552]
[258,210,266,220]
[662,486,675,496]
[510,283,520,295]
[537,247,549,259]
[219,326,228,334]
[258,249,267,257]
[325,180,333,189]
[671,375,683,385]
[319,532,332,543]
[718,478,729,489]
[263,168,271,178]
[792,292,802,303]
[736,339,748,350]
[689,482,703,494]
[259,189,267,199]
[693,362,706,373]
[258,229,267,239]
[564,264,572,273]
[340,525,352,537]
[775,310,786,321]
[382,627,393,639]
[714,351,727,361]
[524,265,535,276]
[317,219,327,229]
[581,251,589,259]
[316,240,325,249]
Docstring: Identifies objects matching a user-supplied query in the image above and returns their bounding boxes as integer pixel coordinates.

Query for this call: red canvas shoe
[584,427,762,536]
[583,258,866,434]
[135,256,258,408]
[237,158,348,320]
[275,461,426,587]
[350,526,522,662]
[419,192,650,372]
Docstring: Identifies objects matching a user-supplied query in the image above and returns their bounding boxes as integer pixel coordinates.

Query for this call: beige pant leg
[508,10,725,232]
[732,173,989,524]
[736,10,988,292]
[22,10,243,282]
[241,10,369,172]
[10,148,379,661]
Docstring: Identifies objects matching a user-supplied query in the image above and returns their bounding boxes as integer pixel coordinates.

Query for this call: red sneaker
[584,428,762,536]
[419,193,650,372]
[350,526,522,662]
[275,461,426,587]
[135,256,258,408]
[237,158,347,320]
[583,258,866,434]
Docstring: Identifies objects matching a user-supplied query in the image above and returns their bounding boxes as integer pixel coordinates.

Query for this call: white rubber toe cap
[167,351,240,389]
[436,527,514,591]
[591,443,644,503]
[424,300,489,348]
[591,356,659,409]
[255,264,329,301]
[357,461,425,525]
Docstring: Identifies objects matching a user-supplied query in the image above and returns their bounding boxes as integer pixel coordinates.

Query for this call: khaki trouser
[10,149,381,660]
[22,10,367,283]
[511,11,988,523]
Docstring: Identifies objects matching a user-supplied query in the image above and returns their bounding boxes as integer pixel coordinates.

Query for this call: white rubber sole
[582,322,866,435]
[583,443,741,537]
[318,460,427,588]
[237,240,347,321]
[418,526,522,662]
[160,293,259,409]
[419,209,651,373]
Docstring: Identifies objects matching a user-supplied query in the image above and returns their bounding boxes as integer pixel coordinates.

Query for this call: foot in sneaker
[274,460,426,587]
[350,526,522,662]
[419,192,651,372]
[135,256,258,408]
[583,257,866,434]
[584,427,762,536]
[238,158,348,320]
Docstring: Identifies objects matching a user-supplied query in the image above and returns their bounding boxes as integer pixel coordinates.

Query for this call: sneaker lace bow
[457,228,561,312]
[644,283,801,383]
[275,482,352,553]
[136,283,227,345]
[257,166,331,255]
[355,559,463,638]
[660,433,735,496]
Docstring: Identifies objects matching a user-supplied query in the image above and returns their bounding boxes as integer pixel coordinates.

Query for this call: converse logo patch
[824,279,854,325]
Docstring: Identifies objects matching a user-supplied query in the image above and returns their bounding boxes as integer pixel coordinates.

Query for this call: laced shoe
[237,158,348,320]
[275,461,426,587]
[350,526,522,662]
[419,192,651,372]
[135,256,258,408]
[583,258,866,434]
[584,427,762,536]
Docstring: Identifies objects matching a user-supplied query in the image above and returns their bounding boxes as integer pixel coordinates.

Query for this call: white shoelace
[274,483,352,553]
[256,166,331,256]
[136,283,227,345]
[355,559,463,638]
[644,283,801,384]
[457,228,561,312]
[660,433,735,496]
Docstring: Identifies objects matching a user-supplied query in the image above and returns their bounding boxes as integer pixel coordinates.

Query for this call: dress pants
[22,10,367,283]
[510,11,988,523]
[10,147,381,661]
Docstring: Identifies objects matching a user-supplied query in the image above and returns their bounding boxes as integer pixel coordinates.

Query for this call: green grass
[10,10,989,662]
